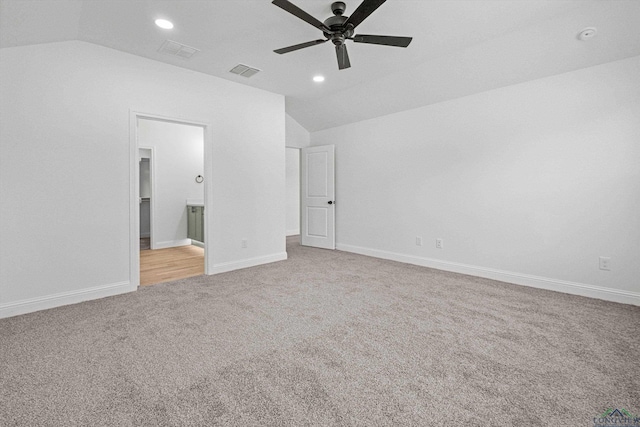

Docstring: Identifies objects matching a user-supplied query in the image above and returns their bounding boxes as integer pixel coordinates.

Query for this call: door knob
[328,201,334,205]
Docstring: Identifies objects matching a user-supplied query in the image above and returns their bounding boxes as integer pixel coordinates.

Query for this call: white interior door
[301,145,335,249]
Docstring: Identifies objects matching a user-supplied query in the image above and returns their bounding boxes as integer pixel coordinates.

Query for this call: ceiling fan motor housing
[323,13,353,43]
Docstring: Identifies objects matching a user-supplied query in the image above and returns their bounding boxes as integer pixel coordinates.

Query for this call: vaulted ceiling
[2,0,639,131]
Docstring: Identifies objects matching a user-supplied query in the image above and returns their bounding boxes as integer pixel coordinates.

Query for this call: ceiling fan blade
[272,0,332,33]
[353,34,412,48]
[274,39,328,54]
[344,0,386,30]
[335,44,351,70]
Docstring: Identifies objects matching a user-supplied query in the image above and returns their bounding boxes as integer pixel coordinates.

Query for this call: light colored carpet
[1,239,638,426]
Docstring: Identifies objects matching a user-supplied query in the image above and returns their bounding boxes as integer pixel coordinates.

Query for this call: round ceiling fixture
[313,75,325,83]
[155,19,174,30]
[578,27,597,40]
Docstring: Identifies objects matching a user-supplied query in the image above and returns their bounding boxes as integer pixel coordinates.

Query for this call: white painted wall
[286,148,300,236]
[0,40,286,317]
[311,55,640,305]
[138,119,203,249]
[285,113,310,149]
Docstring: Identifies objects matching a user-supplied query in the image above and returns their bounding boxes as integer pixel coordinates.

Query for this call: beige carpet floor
[1,239,638,426]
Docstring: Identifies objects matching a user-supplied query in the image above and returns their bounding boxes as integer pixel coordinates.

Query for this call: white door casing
[301,145,335,249]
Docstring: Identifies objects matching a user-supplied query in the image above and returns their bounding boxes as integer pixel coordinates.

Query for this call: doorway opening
[130,111,212,288]
[286,147,301,239]
[286,145,336,251]
[139,149,152,250]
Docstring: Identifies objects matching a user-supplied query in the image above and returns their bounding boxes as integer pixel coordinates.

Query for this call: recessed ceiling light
[313,75,325,83]
[155,19,174,30]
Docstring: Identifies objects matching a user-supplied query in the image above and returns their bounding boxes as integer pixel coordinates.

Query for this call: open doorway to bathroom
[136,117,206,286]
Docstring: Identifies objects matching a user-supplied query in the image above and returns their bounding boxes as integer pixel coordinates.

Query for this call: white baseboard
[337,243,640,306]
[210,252,288,275]
[190,239,204,248]
[0,281,136,319]
[154,239,192,250]
[286,229,300,236]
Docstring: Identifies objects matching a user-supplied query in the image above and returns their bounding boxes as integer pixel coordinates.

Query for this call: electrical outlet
[599,256,611,271]
[241,239,248,248]
[436,238,443,249]
[416,236,423,246]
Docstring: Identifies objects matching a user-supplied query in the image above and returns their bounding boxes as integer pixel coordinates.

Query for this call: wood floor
[140,244,204,286]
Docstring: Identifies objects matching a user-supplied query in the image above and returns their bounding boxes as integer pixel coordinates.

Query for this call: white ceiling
[2,0,639,132]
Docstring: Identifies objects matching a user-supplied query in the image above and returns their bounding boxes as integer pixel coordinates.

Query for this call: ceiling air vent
[229,64,261,78]
[158,40,200,59]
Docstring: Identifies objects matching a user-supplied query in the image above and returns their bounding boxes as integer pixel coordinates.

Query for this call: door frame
[129,110,213,288]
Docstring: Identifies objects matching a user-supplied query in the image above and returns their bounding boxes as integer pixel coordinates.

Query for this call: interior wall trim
[153,239,193,250]
[336,243,640,306]
[0,281,136,319]
[210,252,288,275]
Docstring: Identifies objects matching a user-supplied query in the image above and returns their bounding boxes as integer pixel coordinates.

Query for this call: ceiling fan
[272,0,413,70]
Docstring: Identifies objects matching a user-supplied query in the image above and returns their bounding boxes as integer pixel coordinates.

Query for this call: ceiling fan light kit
[272,0,413,70]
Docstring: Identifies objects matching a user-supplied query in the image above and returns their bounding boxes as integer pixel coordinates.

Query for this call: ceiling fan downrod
[323,2,353,43]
